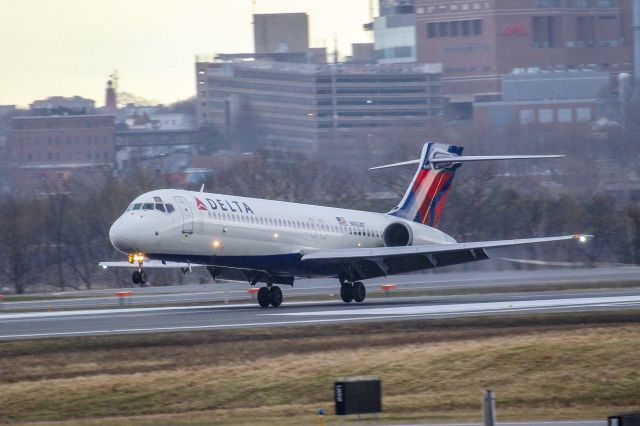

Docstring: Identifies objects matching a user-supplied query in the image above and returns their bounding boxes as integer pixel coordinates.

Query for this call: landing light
[128,253,145,264]
[575,234,591,243]
[273,233,279,239]
[212,240,220,248]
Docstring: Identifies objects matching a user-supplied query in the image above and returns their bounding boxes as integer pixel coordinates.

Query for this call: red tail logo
[195,197,208,211]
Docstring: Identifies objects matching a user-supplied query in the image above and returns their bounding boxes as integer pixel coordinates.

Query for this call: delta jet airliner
[103,142,590,308]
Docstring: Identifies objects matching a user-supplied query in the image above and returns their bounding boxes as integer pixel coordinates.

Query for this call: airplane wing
[99,260,198,269]
[301,234,591,280]
[98,260,271,284]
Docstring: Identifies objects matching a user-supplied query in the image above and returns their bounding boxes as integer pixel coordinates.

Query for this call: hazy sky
[0,0,373,107]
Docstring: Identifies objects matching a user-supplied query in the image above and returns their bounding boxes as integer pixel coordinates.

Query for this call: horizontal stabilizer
[370,154,564,170]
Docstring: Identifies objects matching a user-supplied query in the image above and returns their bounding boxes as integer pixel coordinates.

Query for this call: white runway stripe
[267,295,640,317]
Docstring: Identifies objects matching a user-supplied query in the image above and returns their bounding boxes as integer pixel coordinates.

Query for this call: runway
[2,289,640,340]
[4,266,640,311]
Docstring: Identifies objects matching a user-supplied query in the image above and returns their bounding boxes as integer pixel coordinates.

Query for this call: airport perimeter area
[1,269,639,426]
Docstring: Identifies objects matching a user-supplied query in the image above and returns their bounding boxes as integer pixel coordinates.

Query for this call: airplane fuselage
[109,189,456,279]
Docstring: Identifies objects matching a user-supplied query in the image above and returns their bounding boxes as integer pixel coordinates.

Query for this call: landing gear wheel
[139,270,147,287]
[132,271,141,285]
[353,281,366,303]
[257,287,270,308]
[269,286,283,307]
[340,283,354,303]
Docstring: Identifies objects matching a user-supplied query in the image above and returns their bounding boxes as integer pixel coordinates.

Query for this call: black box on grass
[609,413,640,426]
[334,377,381,416]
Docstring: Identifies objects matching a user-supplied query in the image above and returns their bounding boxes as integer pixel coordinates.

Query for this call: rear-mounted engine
[383,222,413,247]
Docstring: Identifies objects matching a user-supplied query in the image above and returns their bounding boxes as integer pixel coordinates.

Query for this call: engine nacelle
[383,222,413,247]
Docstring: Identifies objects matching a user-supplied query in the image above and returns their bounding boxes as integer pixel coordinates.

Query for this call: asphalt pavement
[4,266,639,311]
[2,289,639,340]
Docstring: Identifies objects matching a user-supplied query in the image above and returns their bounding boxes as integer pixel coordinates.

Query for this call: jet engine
[383,222,413,247]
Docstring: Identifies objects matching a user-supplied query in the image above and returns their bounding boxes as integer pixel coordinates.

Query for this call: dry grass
[1,312,640,425]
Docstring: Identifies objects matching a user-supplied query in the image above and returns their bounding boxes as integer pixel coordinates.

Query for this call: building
[414,0,633,114]
[114,125,202,171]
[473,69,610,129]
[374,0,417,63]
[195,59,443,153]
[254,13,310,54]
[9,114,115,193]
[30,96,95,116]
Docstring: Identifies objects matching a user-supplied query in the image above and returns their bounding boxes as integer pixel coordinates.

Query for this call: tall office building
[196,59,443,153]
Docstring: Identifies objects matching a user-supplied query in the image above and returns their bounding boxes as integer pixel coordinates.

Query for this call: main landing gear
[340,281,366,303]
[257,285,283,308]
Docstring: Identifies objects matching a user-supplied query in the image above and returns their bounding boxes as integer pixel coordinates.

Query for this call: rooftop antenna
[333,33,339,64]
[252,0,257,24]
[110,70,119,91]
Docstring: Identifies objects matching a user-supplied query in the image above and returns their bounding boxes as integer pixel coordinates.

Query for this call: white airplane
[102,142,590,308]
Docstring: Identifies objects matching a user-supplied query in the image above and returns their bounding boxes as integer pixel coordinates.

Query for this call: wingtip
[574,233,594,242]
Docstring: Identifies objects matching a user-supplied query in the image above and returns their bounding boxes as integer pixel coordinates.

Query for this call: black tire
[139,270,147,286]
[340,283,354,303]
[353,281,366,303]
[132,271,140,285]
[269,286,283,307]
[257,287,270,308]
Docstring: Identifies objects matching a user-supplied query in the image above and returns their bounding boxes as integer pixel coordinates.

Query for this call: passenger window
[133,203,142,210]
[166,204,175,213]
[142,203,153,210]
[155,203,166,212]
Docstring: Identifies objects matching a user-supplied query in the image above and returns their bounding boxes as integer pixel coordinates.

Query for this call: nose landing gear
[132,270,147,286]
[128,253,147,287]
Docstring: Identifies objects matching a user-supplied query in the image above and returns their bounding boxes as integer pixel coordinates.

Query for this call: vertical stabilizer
[387,142,463,227]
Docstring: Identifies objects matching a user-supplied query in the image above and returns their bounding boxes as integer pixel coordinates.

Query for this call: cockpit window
[166,204,175,213]
[142,203,154,210]
[155,203,166,212]
[132,203,142,211]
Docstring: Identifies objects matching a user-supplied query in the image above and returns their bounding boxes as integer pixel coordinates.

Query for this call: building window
[533,16,557,48]
[539,109,554,123]
[576,0,594,8]
[473,19,483,35]
[427,22,437,38]
[519,109,535,124]
[576,107,592,122]
[438,21,448,37]
[450,21,460,36]
[462,20,471,36]
[557,108,572,123]
[576,16,596,46]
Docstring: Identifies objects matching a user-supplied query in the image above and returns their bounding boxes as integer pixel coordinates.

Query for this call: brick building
[414,0,633,113]
[10,115,115,193]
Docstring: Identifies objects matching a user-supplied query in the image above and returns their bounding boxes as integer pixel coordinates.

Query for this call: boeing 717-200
[102,142,590,307]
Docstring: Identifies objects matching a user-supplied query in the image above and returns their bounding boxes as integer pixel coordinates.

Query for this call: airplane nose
[109,219,137,253]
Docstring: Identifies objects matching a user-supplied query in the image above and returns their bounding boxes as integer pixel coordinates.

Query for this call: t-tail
[370,142,564,228]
